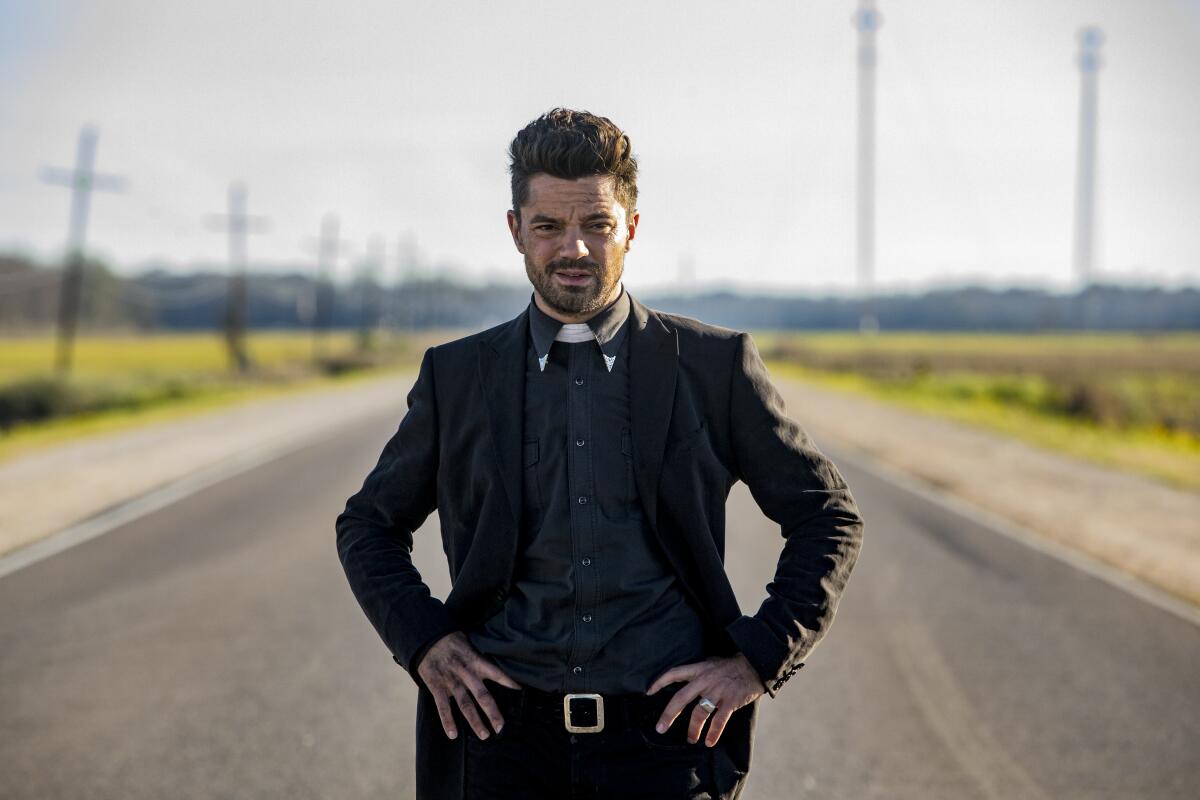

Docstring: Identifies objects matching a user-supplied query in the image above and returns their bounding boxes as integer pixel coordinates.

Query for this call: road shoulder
[3,370,1197,615]
[777,375,1200,609]
[0,374,413,561]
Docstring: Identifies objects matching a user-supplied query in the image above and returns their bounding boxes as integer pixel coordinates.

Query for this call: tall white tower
[1073,27,1104,287]
[853,0,882,332]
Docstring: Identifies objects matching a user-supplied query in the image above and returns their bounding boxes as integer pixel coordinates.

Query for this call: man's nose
[558,230,589,260]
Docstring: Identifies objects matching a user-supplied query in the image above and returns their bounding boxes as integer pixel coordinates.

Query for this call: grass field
[0,331,402,381]
[0,330,442,460]
[758,332,1200,491]
[4,329,1198,491]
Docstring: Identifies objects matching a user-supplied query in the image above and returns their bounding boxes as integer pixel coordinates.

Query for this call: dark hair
[508,108,638,222]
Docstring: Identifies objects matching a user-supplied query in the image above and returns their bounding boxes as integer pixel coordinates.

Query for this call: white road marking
[827,439,1200,629]
[0,419,361,580]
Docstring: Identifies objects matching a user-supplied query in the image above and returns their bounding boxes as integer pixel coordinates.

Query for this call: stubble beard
[525,253,624,317]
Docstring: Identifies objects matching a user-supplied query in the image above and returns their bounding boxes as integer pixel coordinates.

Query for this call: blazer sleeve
[722,332,865,697]
[335,347,457,677]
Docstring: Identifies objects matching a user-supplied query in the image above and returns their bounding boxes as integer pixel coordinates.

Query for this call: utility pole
[852,0,882,333]
[207,182,267,373]
[1073,27,1104,289]
[380,233,408,331]
[396,233,420,330]
[39,126,126,374]
[357,235,384,352]
[304,214,352,361]
[379,235,399,331]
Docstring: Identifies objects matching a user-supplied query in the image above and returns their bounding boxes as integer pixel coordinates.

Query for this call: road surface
[1,408,1197,799]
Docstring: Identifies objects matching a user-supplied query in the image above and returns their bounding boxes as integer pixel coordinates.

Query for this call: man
[336,109,864,799]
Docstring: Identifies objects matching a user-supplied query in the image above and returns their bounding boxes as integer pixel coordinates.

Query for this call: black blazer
[336,293,864,798]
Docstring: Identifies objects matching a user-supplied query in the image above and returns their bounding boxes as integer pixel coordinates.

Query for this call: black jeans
[459,683,753,800]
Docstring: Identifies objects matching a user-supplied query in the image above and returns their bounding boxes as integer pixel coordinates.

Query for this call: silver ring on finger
[698,697,718,715]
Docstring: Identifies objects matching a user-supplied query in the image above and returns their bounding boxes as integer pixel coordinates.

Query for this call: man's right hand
[415,631,521,740]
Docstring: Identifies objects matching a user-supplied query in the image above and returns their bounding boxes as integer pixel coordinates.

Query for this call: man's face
[507,173,638,320]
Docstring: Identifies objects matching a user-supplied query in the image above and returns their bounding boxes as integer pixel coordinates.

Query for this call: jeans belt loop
[563,693,605,733]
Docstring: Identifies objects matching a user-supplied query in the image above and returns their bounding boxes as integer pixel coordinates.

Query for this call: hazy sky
[1,0,1197,294]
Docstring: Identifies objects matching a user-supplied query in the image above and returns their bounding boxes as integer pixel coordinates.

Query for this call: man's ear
[624,211,640,252]
[507,209,525,254]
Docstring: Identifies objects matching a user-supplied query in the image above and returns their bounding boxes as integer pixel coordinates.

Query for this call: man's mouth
[553,268,595,286]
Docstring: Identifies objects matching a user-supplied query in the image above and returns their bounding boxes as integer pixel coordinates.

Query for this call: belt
[488,682,689,735]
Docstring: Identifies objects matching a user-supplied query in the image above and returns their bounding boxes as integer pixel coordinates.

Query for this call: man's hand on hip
[416,631,521,740]
[647,653,765,747]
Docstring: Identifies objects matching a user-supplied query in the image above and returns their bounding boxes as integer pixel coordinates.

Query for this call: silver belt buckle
[563,693,605,733]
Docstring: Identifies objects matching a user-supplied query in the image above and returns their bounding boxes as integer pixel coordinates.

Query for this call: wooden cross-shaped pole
[39,126,127,374]
[301,214,354,361]
[206,182,268,372]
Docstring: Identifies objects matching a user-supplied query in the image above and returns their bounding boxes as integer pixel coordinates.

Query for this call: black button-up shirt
[468,285,707,694]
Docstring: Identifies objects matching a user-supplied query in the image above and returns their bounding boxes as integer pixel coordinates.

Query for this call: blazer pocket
[662,421,708,462]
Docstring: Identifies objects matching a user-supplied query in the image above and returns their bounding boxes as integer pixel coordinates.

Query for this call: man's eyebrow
[526,210,616,225]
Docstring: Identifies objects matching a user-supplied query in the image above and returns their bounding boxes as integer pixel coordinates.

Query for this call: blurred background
[1,1,1198,798]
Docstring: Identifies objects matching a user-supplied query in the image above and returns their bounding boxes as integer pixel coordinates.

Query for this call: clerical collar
[527,284,630,373]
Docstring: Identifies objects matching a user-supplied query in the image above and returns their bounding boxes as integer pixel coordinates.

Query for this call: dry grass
[759,331,1200,491]
[0,330,456,459]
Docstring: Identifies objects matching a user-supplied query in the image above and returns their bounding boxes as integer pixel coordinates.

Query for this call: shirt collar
[527,283,631,373]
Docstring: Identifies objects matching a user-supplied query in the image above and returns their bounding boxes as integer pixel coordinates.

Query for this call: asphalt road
[1,409,1198,799]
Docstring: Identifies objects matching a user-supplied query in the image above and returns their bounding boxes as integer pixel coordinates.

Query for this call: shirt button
[577,496,588,505]
[581,557,592,566]
[572,666,584,675]
[575,438,585,447]
[574,377,584,386]
[582,614,593,623]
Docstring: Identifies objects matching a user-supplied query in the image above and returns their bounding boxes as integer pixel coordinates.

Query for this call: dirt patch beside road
[775,376,1200,608]
[0,375,413,560]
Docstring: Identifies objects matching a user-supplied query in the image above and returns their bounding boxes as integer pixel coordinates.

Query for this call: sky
[0,0,1197,295]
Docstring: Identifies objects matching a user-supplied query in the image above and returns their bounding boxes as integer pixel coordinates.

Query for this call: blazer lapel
[478,308,528,530]
[477,296,678,532]
[628,294,678,529]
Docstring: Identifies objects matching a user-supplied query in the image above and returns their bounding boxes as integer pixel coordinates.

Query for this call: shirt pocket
[621,428,643,516]
[595,428,636,522]
[599,427,641,522]
[522,438,543,530]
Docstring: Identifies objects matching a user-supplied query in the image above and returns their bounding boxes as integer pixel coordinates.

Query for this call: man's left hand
[647,654,765,747]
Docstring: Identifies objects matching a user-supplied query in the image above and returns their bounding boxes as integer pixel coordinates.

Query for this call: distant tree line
[654,285,1200,331]
[1,254,1197,332]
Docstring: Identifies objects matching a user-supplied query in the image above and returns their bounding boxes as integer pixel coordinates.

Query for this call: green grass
[0,330,451,461]
[6,329,1198,492]
[2,331,372,381]
[759,331,1200,492]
